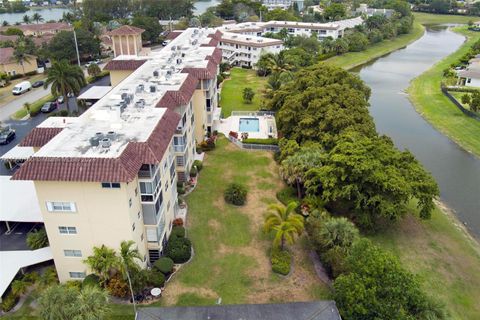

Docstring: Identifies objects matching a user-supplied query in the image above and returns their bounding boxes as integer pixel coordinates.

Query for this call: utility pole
[73,28,81,67]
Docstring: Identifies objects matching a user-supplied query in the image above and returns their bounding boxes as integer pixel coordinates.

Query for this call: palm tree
[76,285,110,319]
[84,245,118,286]
[44,60,86,113]
[32,13,44,24]
[13,44,31,75]
[264,202,304,250]
[2,20,9,27]
[11,279,29,296]
[118,240,141,277]
[22,15,31,24]
[318,217,359,252]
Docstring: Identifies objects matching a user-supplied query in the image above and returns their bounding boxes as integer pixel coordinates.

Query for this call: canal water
[355,26,480,238]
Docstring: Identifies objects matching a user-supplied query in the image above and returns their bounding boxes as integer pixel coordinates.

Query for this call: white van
[12,81,32,95]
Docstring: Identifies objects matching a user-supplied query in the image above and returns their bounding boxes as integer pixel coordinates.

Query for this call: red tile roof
[104,59,147,71]
[182,59,217,80]
[200,37,219,47]
[0,34,18,42]
[207,48,222,65]
[19,128,63,148]
[12,110,181,182]
[156,73,199,109]
[108,25,145,36]
[0,47,14,64]
[0,22,72,33]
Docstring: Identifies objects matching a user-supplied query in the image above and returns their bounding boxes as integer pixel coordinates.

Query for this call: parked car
[12,81,32,95]
[41,101,59,113]
[57,96,65,104]
[94,58,102,64]
[162,40,171,46]
[32,80,45,88]
[0,127,15,145]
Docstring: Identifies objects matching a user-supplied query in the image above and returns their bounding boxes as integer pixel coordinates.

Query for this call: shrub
[276,187,297,206]
[224,182,248,206]
[189,166,198,177]
[1,292,18,312]
[106,275,129,298]
[177,185,186,195]
[173,218,184,226]
[171,225,186,238]
[229,131,238,139]
[26,227,49,250]
[82,274,100,288]
[165,237,192,263]
[271,249,291,276]
[148,270,165,287]
[192,160,203,172]
[153,257,174,274]
[65,280,82,290]
[242,138,278,145]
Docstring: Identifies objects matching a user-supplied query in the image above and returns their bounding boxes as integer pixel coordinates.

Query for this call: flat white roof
[221,32,283,45]
[0,176,42,223]
[33,28,218,160]
[0,146,34,161]
[0,247,53,297]
[77,86,113,100]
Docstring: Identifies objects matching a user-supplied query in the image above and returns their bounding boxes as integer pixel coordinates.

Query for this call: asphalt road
[0,84,52,122]
[0,76,111,176]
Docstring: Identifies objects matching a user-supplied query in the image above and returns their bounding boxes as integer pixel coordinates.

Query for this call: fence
[227,135,279,152]
[441,86,480,121]
[230,111,276,117]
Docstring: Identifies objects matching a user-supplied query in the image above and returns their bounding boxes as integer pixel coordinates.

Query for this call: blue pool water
[239,118,260,132]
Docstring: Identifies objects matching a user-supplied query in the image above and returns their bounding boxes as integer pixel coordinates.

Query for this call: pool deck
[217,114,277,139]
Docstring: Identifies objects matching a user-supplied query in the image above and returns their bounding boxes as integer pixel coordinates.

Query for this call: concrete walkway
[308,250,333,287]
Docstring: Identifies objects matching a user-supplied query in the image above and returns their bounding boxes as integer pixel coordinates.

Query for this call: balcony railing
[173,144,186,153]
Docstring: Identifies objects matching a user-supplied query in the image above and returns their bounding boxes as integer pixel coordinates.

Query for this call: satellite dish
[151,288,161,297]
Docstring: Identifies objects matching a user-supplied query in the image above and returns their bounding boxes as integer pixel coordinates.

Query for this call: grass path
[370,202,480,319]
[407,26,480,157]
[220,68,267,117]
[327,21,425,70]
[413,12,480,25]
[161,137,329,306]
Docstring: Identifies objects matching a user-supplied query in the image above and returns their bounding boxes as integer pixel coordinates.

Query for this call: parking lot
[0,222,41,251]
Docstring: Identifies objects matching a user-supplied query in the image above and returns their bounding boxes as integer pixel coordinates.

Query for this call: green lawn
[220,68,267,117]
[370,202,480,319]
[407,26,480,157]
[327,22,425,70]
[413,12,479,25]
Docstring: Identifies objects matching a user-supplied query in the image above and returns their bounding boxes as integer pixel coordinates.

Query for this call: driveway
[0,76,111,176]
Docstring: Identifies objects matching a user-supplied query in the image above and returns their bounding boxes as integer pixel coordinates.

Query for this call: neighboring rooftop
[221,32,283,47]
[136,301,342,320]
[108,25,145,36]
[0,47,14,64]
[0,22,72,34]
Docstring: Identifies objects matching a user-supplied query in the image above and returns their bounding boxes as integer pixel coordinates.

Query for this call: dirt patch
[162,282,218,305]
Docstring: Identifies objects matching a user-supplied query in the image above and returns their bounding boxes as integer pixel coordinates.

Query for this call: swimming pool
[239,118,259,132]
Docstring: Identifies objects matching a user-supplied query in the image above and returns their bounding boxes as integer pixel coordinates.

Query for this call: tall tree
[264,202,304,250]
[304,131,439,229]
[131,16,162,44]
[48,29,100,62]
[13,42,31,75]
[44,60,85,113]
[84,245,117,285]
[118,240,142,277]
[32,13,43,24]
[22,14,31,24]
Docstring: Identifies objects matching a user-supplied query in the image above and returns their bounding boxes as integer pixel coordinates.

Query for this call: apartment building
[262,0,305,11]
[12,28,221,282]
[219,33,283,67]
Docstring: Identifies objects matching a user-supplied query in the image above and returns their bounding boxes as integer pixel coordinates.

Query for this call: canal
[355,26,480,238]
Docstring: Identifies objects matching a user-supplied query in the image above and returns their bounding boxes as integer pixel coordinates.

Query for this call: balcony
[173,144,186,153]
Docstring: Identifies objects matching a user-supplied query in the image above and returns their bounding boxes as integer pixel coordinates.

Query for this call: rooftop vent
[171,45,177,51]
[153,70,159,77]
[106,131,116,140]
[89,136,100,147]
[136,84,144,93]
[135,99,145,108]
[100,138,111,149]
[176,58,182,65]
[193,29,199,34]
[150,85,156,93]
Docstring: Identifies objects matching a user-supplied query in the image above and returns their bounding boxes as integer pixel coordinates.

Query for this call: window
[69,272,86,279]
[129,198,132,207]
[101,182,120,188]
[64,250,82,257]
[59,226,77,235]
[132,223,136,231]
[138,211,141,220]
[46,202,76,213]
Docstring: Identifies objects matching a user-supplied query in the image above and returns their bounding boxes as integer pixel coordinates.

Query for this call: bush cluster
[242,138,278,145]
[106,275,129,298]
[171,225,186,239]
[189,166,198,178]
[1,292,19,312]
[165,237,192,264]
[82,274,100,288]
[271,249,291,276]
[276,187,297,206]
[224,182,248,206]
[148,270,165,288]
[192,160,203,172]
[154,257,174,275]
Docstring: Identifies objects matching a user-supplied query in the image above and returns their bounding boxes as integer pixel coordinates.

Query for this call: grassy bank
[327,21,425,70]
[407,26,480,157]
[370,202,480,319]
[413,12,479,25]
[220,68,267,117]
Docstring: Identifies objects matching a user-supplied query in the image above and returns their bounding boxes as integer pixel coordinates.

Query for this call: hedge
[1,292,18,312]
[82,274,100,288]
[192,160,203,171]
[13,94,54,119]
[153,257,174,274]
[165,237,192,263]
[148,270,165,287]
[171,225,186,239]
[242,138,278,145]
[271,249,292,276]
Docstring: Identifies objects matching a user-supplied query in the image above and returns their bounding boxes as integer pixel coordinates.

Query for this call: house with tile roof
[0,47,37,76]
